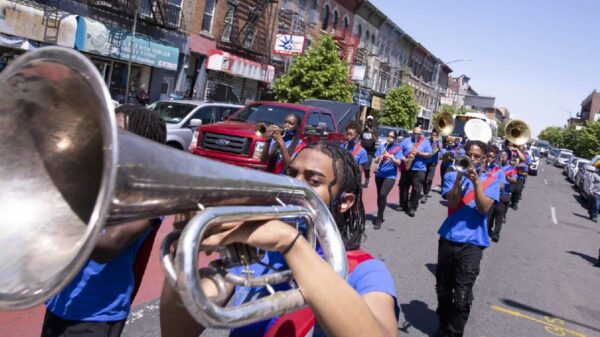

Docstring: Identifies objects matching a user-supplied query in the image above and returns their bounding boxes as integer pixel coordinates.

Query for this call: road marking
[545,179,548,185]
[551,207,558,224]
[491,305,587,337]
[542,167,545,172]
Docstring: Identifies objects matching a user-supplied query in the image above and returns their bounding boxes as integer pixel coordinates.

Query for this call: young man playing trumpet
[435,140,499,337]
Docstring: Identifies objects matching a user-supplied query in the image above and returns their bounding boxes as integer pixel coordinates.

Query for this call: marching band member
[343,122,369,172]
[436,141,499,337]
[360,116,378,188]
[42,106,166,337]
[589,159,600,223]
[440,137,465,188]
[422,129,443,204]
[160,142,400,337]
[265,114,304,174]
[485,146,508,243]
[398,126,433,217]
[510,157,528,211]
[373,130,404,229]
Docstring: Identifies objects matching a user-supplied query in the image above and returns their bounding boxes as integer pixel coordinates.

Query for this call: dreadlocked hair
[293,141,365,250]
[465,140,488,154]
[116,104,166,144]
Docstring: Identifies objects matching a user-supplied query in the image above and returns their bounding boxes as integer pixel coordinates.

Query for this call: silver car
[147,100,242,150]
[568,158,590,182]
[554,151,573,168]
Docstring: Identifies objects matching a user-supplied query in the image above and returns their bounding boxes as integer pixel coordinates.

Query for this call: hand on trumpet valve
[465,166,479,185]
[265,124,282,139]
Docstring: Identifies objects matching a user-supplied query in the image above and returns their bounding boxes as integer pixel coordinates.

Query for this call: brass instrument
[255,123,286,138]
[505,120,531,146]
[0,47,347,329]
[453,155,472,173]
[451,119,492,172]
[435,111,455,136]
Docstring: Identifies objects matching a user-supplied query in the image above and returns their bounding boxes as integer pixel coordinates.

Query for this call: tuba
[451,119,492,172]
[0,47,347,328]
[435,111,455,137]
[505,119,531,146]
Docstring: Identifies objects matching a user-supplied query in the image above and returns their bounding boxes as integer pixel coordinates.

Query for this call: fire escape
[217,0,278,62]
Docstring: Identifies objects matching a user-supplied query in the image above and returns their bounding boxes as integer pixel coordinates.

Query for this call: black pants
[488,198,509,237]
[399,170,426,211]
[441,165,454,189]
[375,176,396,221]
[423,162,437,196]
[364,154,374,181]
[511,179,525,207]
[436,238,483,337]
[41,310,126,337]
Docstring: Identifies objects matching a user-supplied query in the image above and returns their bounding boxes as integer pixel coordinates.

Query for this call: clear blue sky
[370,0,600,136]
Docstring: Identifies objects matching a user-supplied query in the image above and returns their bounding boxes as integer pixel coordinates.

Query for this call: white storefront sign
[273,34,306,56]
[207,48,275,83]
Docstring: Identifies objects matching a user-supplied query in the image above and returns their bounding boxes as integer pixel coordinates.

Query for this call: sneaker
[406,209,416,217]
[592,217,598,222]
[420,196,428,204]
[372,218,383,229]
[491,234,499,242]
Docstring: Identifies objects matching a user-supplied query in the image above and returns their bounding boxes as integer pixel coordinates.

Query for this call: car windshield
[229,104,306,125]
[147,102,197,124]
[578,161,590,169]
[559,153,572,159]
[376,127,396,138]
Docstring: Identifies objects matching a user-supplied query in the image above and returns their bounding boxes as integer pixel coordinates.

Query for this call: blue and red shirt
[399,137,432,171]
[375,143,403,179]
[438,171,500,247]
[342,141,368,165]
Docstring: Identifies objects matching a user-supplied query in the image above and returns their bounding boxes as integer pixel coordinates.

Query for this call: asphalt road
[3,161,596,337]
[120,162,600,337]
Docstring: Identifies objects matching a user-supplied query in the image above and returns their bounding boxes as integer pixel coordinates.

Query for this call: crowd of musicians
[41,106,537,337]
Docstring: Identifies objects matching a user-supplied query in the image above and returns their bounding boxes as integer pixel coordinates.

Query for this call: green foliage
[497,120,506,138]
[440,104,456,114]
[378,84,419,128]
[273,36,355,103]
[538,122,600,159]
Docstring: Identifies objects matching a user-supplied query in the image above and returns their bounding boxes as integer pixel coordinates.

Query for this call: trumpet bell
[435,112,455,136]
[254,123,267,137]
[505,120,531,146]
[453,155,472,173]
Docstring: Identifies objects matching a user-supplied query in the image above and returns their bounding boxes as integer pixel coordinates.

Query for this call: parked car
[554,151,573,168]
[147,100,242,150]
[580,164,598,201]
[534,139,550,156]
[568,158,590,182]
[528,148,540,176]
[547,147,560,164]
[189,101,345,170]
[564,156,579,176]
[575,161,593,190]
[375,126,406,148]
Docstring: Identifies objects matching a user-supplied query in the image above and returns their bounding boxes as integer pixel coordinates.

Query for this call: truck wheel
[167,142,184,151]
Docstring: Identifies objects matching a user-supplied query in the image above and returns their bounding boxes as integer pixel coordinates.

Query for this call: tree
[378,83,419,128]
[538,126,564,147]
[273,36,355,103]
[497,120,506,138]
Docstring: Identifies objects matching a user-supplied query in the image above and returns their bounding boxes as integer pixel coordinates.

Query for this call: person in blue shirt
[436,140,500,337]
[372,130,404,229]
[360,116,378,188]
[485,146,512,243]
[398,126,433,217]
[510,158,528,211]
[440,137,465,188]
[422,129,443,204]
[265,113,303,174]
[42,105,166,337]
[342,122,369,181]
[160,142,400,337]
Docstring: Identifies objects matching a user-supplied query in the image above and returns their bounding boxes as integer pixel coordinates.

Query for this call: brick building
[580,90,600,122]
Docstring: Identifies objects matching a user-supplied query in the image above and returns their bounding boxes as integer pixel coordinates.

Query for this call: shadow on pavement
[500,298,600,333]
[425,263,437,277]
[572,212,591,220]
[566,250,598,265]
[398,300,438,336]
[439,200,448,207]
[572,193,591,209]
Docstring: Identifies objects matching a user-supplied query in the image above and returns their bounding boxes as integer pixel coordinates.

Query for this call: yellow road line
[490,305,587,337]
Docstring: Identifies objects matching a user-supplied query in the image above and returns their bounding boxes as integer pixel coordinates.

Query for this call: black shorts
[41,310,126,337]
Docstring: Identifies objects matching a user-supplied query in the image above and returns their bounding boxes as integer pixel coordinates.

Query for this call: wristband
[281,231,302,256]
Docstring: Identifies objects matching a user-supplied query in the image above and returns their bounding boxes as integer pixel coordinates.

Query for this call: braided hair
[293,141,365,250]
[116,104,166,144]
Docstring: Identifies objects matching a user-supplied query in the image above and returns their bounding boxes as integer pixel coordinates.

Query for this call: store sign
[371,96,385,111]
[0,0,77,47]
[206,49,275,84]
[75,17,179,71]
[273,34,305,56]
[353,87,370,107]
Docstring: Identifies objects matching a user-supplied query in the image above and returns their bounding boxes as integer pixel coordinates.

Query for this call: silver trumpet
[0,47,347,328]
[453,155,472,173]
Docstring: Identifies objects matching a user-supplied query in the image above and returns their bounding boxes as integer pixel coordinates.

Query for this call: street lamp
[433,58,471,112]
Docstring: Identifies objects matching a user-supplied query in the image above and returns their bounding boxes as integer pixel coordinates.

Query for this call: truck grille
[201,132,250,155]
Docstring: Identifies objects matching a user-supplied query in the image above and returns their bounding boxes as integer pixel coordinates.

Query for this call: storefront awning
[206,49,274,84]
[75,16,179,71]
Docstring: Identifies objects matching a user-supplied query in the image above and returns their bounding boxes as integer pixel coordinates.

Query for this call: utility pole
[124,0,142,104]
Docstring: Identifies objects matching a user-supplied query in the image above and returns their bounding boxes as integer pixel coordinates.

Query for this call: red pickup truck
[189,101,346,170]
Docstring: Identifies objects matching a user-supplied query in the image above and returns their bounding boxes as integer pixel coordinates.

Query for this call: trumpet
[0,46,347,329]
[505,120,531,146]
[255,123,286,138]
[453,155,472,173]
[435,111,455,137]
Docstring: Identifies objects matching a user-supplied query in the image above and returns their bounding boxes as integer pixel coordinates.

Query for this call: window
[342,16,349,37]
[221,4,236,41]
[320,113,335,131]
[357,24,362,39]
[298,0,306,11]
[217,106,239,121]
[189,107,215,126]
[307,112,320,127]
[201,0,216,33]
[321,5,330,31]
[332,10,338,30]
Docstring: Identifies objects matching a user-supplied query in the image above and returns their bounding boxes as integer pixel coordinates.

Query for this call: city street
[2,162,599,337]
